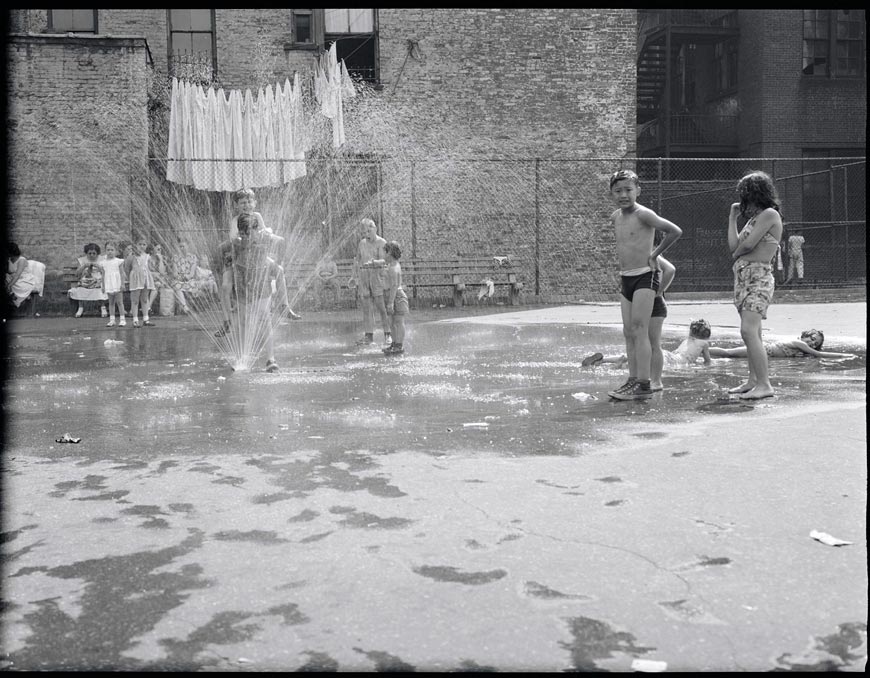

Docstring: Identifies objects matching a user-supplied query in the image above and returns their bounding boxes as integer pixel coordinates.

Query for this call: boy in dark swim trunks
[606,169,682,400]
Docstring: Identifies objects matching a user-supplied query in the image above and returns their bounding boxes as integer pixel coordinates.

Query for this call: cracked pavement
[2,302,866,671]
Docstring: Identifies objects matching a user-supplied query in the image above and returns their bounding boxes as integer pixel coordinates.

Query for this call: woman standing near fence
[726,171,783,400]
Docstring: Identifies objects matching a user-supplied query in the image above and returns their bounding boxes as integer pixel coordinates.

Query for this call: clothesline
[167,44,356,192]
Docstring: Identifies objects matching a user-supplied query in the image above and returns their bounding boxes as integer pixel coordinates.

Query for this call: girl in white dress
[101,242,126,327]
[124,238,155,327]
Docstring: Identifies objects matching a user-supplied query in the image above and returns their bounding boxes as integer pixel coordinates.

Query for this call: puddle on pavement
[3,317,866,459]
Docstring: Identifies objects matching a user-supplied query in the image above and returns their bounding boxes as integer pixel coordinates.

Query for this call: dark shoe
[214,321,230,338]
[582,352,604,367]
[143,320,155,326]
[609,380,653,401]
[384,344,404,355]
[607,378,636,399]
[265,359,279,373]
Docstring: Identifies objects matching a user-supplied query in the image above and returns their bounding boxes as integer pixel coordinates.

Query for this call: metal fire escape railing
[637,9,739,156]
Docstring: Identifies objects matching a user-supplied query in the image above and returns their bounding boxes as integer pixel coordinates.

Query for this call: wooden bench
[402,255,524,306]
[284,255,525,308]
[285,259,357,309]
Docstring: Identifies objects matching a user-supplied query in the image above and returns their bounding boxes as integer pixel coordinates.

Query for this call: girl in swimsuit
[727,171,783,400]
[708,328,856,360]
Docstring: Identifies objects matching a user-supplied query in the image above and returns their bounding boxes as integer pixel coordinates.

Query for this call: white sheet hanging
[166,76,308,191]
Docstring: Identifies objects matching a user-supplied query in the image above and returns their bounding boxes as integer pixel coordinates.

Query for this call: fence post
[656,158,663,216]
[377,158,385,237]
[534,157,540,296]
[410,160,417,299]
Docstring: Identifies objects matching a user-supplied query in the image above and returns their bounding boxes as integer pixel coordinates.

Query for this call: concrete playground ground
[1,297,866,671]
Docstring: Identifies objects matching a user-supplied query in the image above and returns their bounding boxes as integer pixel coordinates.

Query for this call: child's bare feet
[739,385,775,400]
[728,381,755,394]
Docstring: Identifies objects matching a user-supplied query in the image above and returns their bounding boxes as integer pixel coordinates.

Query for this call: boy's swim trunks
[620,269,661,302]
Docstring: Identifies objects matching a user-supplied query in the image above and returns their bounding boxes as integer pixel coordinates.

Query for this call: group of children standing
[70,238,163,327]
[587,168,854,401]
[61,174,853,381]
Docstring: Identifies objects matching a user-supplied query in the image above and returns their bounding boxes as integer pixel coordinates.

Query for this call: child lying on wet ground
[707,328,856,361]
[582,319,712,392]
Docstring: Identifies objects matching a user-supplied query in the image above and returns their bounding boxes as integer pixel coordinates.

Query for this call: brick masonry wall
[6,34,149,305]
[7,9,636,305]
[373,8,636,299]
[738,9,866,158]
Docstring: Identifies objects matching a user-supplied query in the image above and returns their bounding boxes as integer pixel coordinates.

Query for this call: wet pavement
[1,302,866,671]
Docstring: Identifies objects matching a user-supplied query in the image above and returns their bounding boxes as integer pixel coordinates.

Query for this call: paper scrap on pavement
[463,422,490,428]
[631,658,668,672]
[809,530,852,547]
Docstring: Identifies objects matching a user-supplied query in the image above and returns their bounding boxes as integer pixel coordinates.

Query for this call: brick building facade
[7,9,637,307]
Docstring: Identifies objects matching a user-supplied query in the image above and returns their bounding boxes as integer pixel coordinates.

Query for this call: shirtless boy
[606,169,682,400]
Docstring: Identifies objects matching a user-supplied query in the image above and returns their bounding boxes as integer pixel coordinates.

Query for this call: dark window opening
[48,9,97,33]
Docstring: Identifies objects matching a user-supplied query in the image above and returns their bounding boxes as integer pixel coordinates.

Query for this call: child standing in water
[124,237,156,328]
[350,218,391,347]
[606,169,683,400]
[381,241,409,355]
[220,212,281,371]
[216,188,298,337]
[727,171,783,399]
[101,242,126,327]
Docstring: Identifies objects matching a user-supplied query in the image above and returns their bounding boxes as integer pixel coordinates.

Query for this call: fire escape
[637,9,740,157]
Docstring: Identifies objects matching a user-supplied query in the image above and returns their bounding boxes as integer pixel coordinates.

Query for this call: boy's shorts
[733,260,774,319]
[357,269,385,298]
[620,269,661,302]
[651,295,667,318]
[390,288,409,315]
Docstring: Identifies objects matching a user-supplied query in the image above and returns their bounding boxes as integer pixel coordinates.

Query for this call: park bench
[285,255,524,308]
[402,255,524,306]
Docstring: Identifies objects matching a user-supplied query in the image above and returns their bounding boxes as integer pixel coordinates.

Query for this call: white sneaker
[119,318,127,327]
[384,333,393,347]
[75,306,84,318]
[106,318,115,327]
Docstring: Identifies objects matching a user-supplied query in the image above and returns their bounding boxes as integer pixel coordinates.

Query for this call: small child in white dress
[101,242,126,327]
[124,238,156,327]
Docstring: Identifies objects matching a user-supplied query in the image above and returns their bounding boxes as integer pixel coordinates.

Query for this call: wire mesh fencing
[149,155,865,297]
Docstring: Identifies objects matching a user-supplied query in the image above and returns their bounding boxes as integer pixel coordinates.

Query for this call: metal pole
[534,158,540,296]
[664,13,672,160]
[410,160,417,299]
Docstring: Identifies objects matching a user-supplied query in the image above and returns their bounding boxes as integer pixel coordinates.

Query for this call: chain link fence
[148,156,865,296]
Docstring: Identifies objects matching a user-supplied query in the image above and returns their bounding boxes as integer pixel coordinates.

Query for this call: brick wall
[7,9,637,304]
[372,8,636,299]
[6,34,149,305]
[739,9,866,158]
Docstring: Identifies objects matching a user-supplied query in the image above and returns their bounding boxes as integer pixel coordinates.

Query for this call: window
[168,9,216,82]
[324,9,378,83]
[803,10,865,77]
[48,9,97,33]
[292,10,316,46]
[714,39,738,92]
